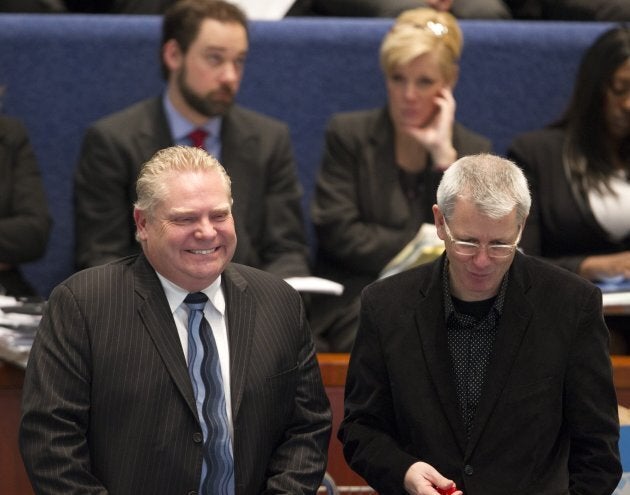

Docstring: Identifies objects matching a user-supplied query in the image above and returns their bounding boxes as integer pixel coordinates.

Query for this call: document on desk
[0,295,42,368]
[596,278,630,307]
[284,277,344,295]
[603,291,630,307]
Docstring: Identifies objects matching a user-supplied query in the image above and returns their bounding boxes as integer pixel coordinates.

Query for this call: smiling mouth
[187,248,218,255]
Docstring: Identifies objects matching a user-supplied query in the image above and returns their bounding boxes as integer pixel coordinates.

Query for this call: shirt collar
[156,272,225,317]
[162,91,222,142]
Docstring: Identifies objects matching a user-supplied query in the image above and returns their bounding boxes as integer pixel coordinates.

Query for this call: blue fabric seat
[0,14,612,296]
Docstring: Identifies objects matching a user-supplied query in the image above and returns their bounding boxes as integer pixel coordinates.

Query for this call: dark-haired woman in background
[508,26,630,350]
[0,116,51,297]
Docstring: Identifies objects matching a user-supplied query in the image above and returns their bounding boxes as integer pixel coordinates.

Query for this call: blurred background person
[307,0,629,20]
[508,26,630,350]
[0,115,51,297]
[74,0,311,280]
[310,7,491,352]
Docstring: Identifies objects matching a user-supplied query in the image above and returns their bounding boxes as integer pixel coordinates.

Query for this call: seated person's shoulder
[327,107,382,129]
[509,126,565,150]
[453,121,492,152]
[520,253,596,293]
[87,97,160,134]
[228,104,289,132]
[0,115,28,142]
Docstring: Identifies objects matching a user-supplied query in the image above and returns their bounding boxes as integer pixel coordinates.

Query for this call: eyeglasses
[442,221,521,259]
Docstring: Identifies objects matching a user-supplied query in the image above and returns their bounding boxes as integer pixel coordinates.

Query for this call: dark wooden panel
[0,362,33,495]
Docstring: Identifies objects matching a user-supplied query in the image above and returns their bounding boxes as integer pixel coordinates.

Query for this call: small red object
[436,485,458,495]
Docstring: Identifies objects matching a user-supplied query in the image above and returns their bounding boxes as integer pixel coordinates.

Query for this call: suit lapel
[465,254,534,456]
[368,109,411,225]
[133,255,198,418]
[222,264,255,421]
[415,259,468,453]
[219,108,258,238]
[135,98,173,170]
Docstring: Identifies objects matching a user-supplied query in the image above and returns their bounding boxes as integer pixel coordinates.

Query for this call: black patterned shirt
[442,259,509,438]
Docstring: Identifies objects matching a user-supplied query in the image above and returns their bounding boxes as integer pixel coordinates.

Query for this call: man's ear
[162,39,183,74]
[432,204,446,241]
[134,208,148,241]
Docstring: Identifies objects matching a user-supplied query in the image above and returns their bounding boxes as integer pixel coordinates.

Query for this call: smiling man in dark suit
[74,0,310,280]
[20,145,331,494]
[339,153,621,495]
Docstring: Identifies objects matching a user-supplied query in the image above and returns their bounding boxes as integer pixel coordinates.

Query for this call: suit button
[464,464,474,476]
[193,432,203,443]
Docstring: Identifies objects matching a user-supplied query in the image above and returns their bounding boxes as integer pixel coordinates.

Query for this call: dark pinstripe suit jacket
[19,254,331,494]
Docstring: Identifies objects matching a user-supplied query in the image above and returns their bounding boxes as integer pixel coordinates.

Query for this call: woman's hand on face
[426,0,454,12]
[401,87,457,170]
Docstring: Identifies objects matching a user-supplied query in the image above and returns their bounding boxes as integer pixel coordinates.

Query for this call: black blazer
[508,126,630,274]
[20,255,331,494]
[0,116,51,296]
[339,253,621,495]
[308,108,491,351]
[312,107,492,282]
[74,97,310,278]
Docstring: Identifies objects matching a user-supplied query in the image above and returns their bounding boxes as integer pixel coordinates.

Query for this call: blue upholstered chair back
[0,14,611,296]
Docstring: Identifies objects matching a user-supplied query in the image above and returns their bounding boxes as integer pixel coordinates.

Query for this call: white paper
[603,291,630,307]
[228,0,295,19]
[284,276,344,295]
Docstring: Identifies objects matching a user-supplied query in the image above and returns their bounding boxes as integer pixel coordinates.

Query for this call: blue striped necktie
[184,292,234,495]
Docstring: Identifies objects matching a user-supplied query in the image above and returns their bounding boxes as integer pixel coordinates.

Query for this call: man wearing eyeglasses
[339,153,621,495]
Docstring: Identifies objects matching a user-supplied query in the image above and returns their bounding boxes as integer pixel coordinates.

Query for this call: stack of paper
[379,223,445,279]
[0,296,43,368]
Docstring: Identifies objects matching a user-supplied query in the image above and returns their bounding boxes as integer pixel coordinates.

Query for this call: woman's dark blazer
[508,126,630,274]
[308,107,491,351]
[312,107,491,293]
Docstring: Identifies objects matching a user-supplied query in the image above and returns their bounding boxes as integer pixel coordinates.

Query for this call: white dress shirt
[156,272,234,436]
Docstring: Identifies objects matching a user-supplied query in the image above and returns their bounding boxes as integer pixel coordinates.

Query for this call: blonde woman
[310,8,491,352]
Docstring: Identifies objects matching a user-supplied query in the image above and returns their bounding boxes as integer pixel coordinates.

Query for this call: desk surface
[606,306,630,316]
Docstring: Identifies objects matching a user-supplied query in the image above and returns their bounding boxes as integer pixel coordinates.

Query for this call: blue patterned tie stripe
[184,292,235,495]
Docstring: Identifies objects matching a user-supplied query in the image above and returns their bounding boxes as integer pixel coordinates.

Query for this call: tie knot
[188,128,209,149]
[184,292,209,310]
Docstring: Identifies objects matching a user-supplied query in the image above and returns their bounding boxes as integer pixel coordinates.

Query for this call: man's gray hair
[134,145,232,217]
[436,153,531,223]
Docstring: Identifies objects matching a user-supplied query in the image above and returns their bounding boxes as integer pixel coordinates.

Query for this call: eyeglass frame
[442,220,522,259]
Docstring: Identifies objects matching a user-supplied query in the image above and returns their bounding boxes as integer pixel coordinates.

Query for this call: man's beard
[177,69,235,117]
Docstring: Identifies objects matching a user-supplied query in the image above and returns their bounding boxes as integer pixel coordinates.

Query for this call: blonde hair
[134,145,232,217]
[380,7,462,83]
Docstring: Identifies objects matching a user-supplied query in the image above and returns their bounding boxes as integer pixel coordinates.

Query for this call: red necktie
[188,128,208,150]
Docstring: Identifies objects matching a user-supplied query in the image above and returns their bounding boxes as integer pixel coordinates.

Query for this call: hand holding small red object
[436,485,458,495]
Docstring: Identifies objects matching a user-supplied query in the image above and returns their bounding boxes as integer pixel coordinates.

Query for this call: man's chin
[185,97,234,118]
